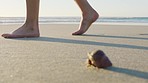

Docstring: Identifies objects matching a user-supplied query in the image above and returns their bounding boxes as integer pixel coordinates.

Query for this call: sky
[0,0,148,17]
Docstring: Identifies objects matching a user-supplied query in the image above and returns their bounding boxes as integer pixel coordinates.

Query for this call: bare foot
[72,10,99,35]
[1,24,40,38]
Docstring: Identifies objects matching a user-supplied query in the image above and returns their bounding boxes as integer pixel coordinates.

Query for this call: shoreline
[0,22,148,26]
[0,16,148,26]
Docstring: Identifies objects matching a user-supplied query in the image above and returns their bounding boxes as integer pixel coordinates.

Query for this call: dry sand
[0,24,148,83]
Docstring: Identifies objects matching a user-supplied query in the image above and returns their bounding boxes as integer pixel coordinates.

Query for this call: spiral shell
[87,50,112,68]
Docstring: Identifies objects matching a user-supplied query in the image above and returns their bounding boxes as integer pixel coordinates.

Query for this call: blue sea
[0,17,148,25]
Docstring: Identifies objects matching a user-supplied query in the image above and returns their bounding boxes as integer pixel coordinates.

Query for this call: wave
[0,17,148,24]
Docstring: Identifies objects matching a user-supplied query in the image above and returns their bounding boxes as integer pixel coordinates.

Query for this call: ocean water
[0,17,148,25]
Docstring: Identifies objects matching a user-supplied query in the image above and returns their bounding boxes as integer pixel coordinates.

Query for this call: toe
[72,31,84,35]
[1,34,11,38]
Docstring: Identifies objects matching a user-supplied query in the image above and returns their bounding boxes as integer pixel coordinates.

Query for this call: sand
[0,24,148,83]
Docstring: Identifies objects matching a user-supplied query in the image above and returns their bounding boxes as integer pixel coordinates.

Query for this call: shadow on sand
[13,36,148,50]
[11,37,148,79]
[82,34,148,40]
[106,66,148,79]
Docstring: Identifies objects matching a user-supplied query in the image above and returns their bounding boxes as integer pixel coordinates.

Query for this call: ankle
[24,20,38,28]
[82,11,99,21]
[25,19,38,25]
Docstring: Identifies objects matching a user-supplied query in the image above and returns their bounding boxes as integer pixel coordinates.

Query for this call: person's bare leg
[2,0,40,38]
[72,0,99,35]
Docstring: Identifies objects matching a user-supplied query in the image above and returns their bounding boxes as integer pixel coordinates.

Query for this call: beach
[0,24,148,83]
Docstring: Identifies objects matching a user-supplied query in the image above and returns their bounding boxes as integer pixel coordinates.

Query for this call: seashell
[87,50,112,68]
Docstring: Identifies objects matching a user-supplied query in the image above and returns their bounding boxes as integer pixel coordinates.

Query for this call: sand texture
[0,24,148,83]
